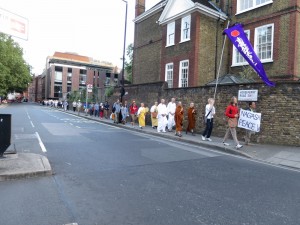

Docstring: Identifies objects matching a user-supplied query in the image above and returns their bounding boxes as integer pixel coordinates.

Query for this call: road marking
[26,112,31,120]
[30,120,35,128]
[35,132,47,153]
[64,223,78,225]
[69,123,73,126]
[76,126,81,128]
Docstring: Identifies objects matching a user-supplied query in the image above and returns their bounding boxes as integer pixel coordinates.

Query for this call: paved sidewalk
[0,104,52,181]
[0,153,52,181]
[57,107,300,170]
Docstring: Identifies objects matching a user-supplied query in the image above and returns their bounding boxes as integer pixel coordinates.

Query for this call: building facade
[133,0,300,88]
[42,52,119,101]
[222,0,300,81]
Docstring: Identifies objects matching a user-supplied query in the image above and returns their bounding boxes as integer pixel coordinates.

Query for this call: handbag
[151,112,158,118]
[203,108,212,124]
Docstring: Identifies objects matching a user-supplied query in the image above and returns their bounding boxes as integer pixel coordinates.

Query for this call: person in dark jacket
[244,101,257,145]
[104,101,110,119]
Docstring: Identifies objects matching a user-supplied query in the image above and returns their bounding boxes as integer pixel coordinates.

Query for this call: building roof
[192,0,217,11]
[205,74,256,86]
[49,52,114,71]
[53,52,90,63]
[158,0,227,25]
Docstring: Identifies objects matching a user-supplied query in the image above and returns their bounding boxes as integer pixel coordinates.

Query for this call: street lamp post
[121,0,128,103]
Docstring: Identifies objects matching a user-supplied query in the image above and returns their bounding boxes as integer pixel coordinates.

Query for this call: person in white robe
[167,98,176,131]
[157,99,168,133]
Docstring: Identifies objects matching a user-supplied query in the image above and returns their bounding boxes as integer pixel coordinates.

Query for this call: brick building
[133,0,300,87]
[42,52,119,101]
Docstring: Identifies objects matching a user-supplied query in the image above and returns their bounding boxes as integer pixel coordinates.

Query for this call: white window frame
[254,23,274,63]
[232,30,250,67]
[55,71,62,82]
[67,72,72,83]
[180,15,191,43]
[236,0,273,14]
[165,63,174,88]
[179,60,189,88]
[166,22,175,47]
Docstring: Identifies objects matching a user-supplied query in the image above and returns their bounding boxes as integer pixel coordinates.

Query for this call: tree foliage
[125,43,133,83]
[0,33,32,96]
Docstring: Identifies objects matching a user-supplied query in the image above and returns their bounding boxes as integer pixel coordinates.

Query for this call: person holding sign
[244,102,256,145]
[223,96,243,149]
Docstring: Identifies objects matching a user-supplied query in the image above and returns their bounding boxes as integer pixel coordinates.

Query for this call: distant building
[31,52,120,101]
[132,0,300,88]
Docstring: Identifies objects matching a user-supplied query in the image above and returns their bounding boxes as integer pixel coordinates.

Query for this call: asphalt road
[0,103,300,225]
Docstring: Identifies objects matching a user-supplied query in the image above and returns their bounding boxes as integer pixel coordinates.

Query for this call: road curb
[0,153,52,182]
[56,108,252,159]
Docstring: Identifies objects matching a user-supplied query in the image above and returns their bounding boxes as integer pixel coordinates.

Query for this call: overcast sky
[0,0,161,74]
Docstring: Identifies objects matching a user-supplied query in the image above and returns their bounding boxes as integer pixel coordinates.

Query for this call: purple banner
[224,24,275,87]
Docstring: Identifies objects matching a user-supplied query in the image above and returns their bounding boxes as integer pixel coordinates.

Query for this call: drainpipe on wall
[225,0,232,75]
[214,17,220,79]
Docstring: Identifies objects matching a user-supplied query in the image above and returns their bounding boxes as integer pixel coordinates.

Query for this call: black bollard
[0,114,11,157]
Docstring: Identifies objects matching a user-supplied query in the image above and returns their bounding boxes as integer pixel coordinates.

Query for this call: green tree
[125,43,133,83]
[0,33,32,96]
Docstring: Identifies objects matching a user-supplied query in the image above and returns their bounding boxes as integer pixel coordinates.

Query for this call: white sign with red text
[87,84,93,93]
[0,8,28,40]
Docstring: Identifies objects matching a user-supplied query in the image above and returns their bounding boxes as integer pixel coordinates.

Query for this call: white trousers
[167,114,175,130]
[157,115,167,132]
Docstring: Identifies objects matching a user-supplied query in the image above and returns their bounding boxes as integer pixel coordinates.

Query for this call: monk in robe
[137,103,147,129]
[186,102,196,136]
[175,101,184,137]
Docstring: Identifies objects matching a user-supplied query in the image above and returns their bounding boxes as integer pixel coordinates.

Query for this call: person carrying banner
[244,102,256,145]
[223,96,243,149]
[201,98,215,141]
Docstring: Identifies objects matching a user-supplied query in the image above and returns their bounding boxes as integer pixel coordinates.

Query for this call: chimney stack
[135,0,145,17]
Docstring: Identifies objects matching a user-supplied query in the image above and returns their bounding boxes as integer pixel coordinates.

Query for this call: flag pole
[213,20,231,100]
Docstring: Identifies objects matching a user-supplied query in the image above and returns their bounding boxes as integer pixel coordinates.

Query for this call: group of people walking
[153,98,213,139]
[47,96,257,149]
[71,100,110,119]
[109,96,254,149]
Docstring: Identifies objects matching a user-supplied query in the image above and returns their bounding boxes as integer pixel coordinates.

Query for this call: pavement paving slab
[0,153,52,181]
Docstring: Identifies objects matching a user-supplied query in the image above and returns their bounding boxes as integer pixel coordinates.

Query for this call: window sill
[179,39,190,44]
[166,44,175,48]
[231,59,273,67]
[260,59,273,64]
[236,1,273,15]
[231,62,249,67]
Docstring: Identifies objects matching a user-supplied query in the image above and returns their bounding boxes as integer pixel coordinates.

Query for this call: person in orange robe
[186,102,196,136]
[175,101,184,137]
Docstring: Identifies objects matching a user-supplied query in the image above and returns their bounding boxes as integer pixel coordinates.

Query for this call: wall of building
[111,81,300,146]
[224,0,300,80]
[197,14,229,86]
[133,11,163,84]
[296,9,300,78]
